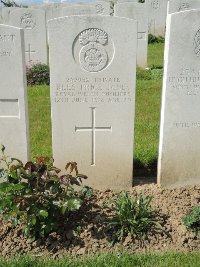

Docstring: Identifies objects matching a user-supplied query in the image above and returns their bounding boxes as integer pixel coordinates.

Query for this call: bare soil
[0,183,199,258]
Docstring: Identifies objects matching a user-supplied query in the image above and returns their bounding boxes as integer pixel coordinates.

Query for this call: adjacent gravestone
[146,0,168,36]
[48,16,137,190]
[2,7,18,24]
[0,8,3,24]
[7,8,47,66]
[114,2,148,68]
[0,24,29,163]
[62,2,110,16]
[32,3,62,22]
[168,0,200,14]
[117,0,138,3]
[158,10,200,187]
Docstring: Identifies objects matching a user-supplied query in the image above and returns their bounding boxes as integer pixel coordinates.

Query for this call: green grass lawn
[28,43,164,172]
[0,252,200,267]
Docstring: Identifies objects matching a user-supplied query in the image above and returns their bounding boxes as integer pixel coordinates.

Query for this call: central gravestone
[48,16,137,190]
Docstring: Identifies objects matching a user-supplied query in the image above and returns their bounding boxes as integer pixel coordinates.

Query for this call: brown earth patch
[0,184,199,258]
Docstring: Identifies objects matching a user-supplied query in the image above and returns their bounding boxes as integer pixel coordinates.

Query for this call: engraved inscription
[194,29,200,56]
[174,122,200,128]
[75,107,112,166]
[0,34,15,57]
[178,3,189,11]
[168,68,200,96]
[95,4,104,14]
[0,34,15,42]
[0,51,12,56]
[151,0,160,9]
[79,29,108,72]
[54,77,132,104]
[20,13,36,30]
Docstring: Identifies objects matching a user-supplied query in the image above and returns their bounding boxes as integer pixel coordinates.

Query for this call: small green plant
[107,192,162,241]
[26,63,50,87]
[183,206,200,235]
[136,67,152,80]
[0,145,87,240]
[148,34,165,44]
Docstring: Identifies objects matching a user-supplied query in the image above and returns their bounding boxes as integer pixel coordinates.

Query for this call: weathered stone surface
[7,8,47,65]
[114,2,148,68]
[62,2,110,16]
[168,0,200,14]
[48,15,137,190]
[0,24,29,163]
[146,0,168,36]
[158,10,200,187]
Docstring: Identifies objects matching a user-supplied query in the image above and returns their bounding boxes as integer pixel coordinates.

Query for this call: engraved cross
[75,107,112,166]
[25,43,36,61]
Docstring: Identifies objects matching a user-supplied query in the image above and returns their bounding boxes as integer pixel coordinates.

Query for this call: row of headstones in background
[1,10,200,189]
[1,2,111,66]
[32,2,111,21]
[0,16,137,190]
[114,2,148,68]
[2,7,47,65]
[158,9,200,187]
[168,0,200,14]
[115,0,168,37]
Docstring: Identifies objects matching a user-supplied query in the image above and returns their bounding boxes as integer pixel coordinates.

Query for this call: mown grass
[0,252,200,267]
[28,85,52,160]
[28,43,164,170]
[148,43,164,67]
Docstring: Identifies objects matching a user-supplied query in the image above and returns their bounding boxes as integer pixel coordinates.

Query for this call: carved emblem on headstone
[79,28,108,72]
[178,3,189,11]
[193,29,200,56]
[95,4,104,14]
[20,13,36,30]
[151,0,160,9]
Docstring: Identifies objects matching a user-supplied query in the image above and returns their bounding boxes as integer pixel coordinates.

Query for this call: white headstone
[146,0,168,36]
[168,0,200,14]
[2,7,18,24]
[8,8,48,66]
[0,8,2,24]
[114,2,148,68]
[48,16,137,190]
[0,24,29,163]
[117,0,138,3]
[158,10,200,187]
[62,2,110,16]
[32,3,63,22]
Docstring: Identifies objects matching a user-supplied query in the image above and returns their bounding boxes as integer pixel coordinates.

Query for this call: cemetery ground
[0,43,199,265]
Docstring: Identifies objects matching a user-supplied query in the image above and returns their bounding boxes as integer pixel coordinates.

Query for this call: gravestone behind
[62,2,110,16]
[2,7,18,24]
[32,3,62,22]
[168,0,200,14]
[0,8,2,23]
[0,24,29,163]
[48,15,137,190]
[146,0,168,36]
[158,9,200,187]
[8,8,47,66]
[114,2,148,68]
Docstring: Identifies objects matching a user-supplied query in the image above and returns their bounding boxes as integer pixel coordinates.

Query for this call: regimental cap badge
[79,28,108,72]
